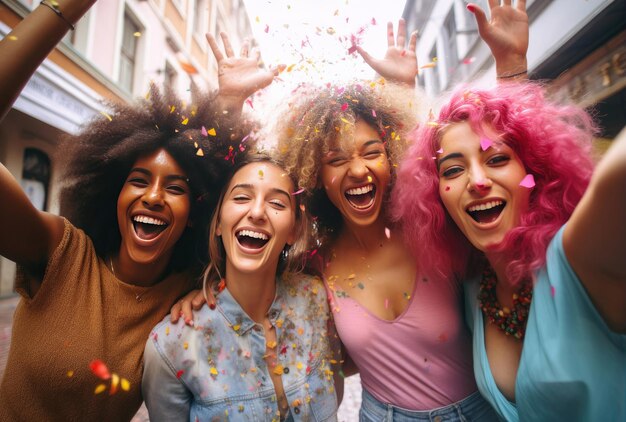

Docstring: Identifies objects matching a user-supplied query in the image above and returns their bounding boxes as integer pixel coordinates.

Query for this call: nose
[347,157,368,179]
[142,184,165,208]
[247,197,266,222]
[467,165,492,194]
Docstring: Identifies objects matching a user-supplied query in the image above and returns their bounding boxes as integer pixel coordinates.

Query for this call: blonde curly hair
[275,82,417,243]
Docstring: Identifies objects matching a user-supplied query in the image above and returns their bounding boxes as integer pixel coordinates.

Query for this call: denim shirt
[143,272,338,422]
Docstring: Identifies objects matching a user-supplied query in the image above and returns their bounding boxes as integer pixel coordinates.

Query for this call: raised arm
[356,19,418,87]
[0,163,64,270]
[563,128,626,332]
[467,0,528,81]
[0,0,96,121]
[206,32,282,115]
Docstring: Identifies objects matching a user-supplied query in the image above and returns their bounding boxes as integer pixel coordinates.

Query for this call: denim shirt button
[270,310,279,319]
[283,367,290,374]
[293,406,300,414]
[253,325,262,332]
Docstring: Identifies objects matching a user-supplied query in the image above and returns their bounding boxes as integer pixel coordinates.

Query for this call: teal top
[465,226,626,421]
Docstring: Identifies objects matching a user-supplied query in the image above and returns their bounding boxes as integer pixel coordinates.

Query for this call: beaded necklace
[478,265,532,340]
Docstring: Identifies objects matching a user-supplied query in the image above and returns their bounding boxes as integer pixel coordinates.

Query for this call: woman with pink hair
[394,82,626,421]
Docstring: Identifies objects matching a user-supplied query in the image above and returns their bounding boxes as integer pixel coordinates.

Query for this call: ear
[216,222,222,237]
[286,219,297,246]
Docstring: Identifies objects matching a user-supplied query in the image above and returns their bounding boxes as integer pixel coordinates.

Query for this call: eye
[127,177,148,187]
[269,199,287,209]
[364,150,384,159]
[325,155,348,166]
[487,155,510,166]
[441,166,463,178]
[166,184,187,195]
[232,195,250,203]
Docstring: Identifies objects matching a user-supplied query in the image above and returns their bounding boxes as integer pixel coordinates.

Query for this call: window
[164,61,177,89]
[443,9,459,71]
[193,0,208,35]
[119,13,139,94]
[20,148,50,211]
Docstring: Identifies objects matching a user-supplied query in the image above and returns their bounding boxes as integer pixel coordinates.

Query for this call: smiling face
[437,122,531,252]
[116,148,191,267]
[320,119,391,229]
[217,162,297,278]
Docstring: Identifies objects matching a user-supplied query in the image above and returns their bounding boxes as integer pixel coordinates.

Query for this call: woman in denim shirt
[143,153,340,422]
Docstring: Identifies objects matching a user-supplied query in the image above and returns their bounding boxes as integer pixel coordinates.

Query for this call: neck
[485,253,516,306]
[224,262,278,323]
[337,215,390,253]
[111,251,170,287]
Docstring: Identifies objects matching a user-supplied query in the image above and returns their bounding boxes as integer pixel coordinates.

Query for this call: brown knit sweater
[0,219,196,421]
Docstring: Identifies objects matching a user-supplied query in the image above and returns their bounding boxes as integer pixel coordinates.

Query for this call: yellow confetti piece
[121,378,130,391]
[286,64,296,72]
[133,31,141,37]
[273,364,284,375]
[275,319,283,328]
[183,342,188,350]
[233,324,241,331]
[100,111,112,121]
[347,273,356,279]
[207,128,216,136]
[255,16,260,23]
[181,117,189,125]
[7,35,18,41]
[94,384,106,394]
[110,373,120,395]
[196,149,204,157]
[340,117,351,124]
[420,62,436,69]
[169,105,176,113]
[210,367,218,376]
[165,326,170,335]
[426,121,439,127]
[258,170,264,179]
[296,362,303,370]
[267,341,277,349]
[367,175,372,183]
[66,370,74,377]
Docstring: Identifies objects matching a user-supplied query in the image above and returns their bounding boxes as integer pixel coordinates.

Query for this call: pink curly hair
[392,82,596,286]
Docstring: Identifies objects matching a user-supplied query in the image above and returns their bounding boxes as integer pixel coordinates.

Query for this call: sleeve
[142,335,192,422]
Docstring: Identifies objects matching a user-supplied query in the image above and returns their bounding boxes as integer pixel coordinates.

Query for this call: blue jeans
[360,389,499,422]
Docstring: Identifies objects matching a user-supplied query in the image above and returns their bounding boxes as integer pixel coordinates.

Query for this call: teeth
[346,184,374,196]
[467,200,503,213]
[237,229,269,240]
[133,215,167,225]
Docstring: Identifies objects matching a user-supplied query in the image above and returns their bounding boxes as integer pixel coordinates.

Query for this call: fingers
[386,21,395,47]
[396,18,406,48]
[206,33,224,62]
[181,299,194,325]
[408,30,418,53]
[467,3,488,36]
[220,32,234,58]
[356,45,375,68]
[240,38,249,57]
[170,301,182,323]
[502,0,513,5]
[270,64,286,77]
[516,0,527,11]
[191,290,206,310]
[488,0,500,9]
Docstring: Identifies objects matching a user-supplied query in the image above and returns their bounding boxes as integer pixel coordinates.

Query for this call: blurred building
[404,0,626,141]
[0,0,253,296]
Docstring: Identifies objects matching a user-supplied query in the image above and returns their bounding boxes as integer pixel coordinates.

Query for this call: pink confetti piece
[264,24,269,33]
[371,17,377,25]
[245,98,254,109]
[291,187,305,195]
[436,148,443,154]
[480,138,493,151]
[519,174,535,188]
[341,103,348,111]
[201,126,208,136]
[462,57,476,65]
[384,227,391,239]
[372,109,377,117]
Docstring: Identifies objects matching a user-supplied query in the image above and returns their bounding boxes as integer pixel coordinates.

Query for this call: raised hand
[467,0,528,79]
[206,32,283,111]
[356,19,418,87]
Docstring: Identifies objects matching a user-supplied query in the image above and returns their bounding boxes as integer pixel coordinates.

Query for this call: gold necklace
[109,256,145,303]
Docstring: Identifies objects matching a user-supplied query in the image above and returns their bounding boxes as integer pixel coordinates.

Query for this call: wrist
[495,55,528,80]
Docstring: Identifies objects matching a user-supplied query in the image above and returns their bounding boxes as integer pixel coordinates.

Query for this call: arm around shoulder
[563,128,626,332]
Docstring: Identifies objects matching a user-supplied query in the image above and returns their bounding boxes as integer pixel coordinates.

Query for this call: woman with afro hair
[0,0,271,419]
[393,82,626,421]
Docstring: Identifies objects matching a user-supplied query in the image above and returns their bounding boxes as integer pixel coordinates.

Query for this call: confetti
[176,370,185,378]
[384,227,391,239]
[183,342,189,350]
[207,127,216,136]
[121,378,130,391]
[94,384,107,394]
[196,149,204,157]
[181,117,189,125]
[347,45,357,55]
[372,109,377,117]
[133,31,141,37]
[420,62,436,69]
[436,148,443,154]
[258,169,264,179]
[100,111,112,122]
[233,324,241,331]
[341,103,348,111]
[291,187,305,196]
[519,174,535,188]
[550,286,555,297]
[170,105,176,113]
[165,326,170,335]
[110,373,120,395]
[267,341,277,349]
[371,17,377,25]
[273,364,284,375]
[66,370,74,377]
[480,138,493,151]
[210,367,218,376]
[403,292,411,300]
[264,24,269,33]
[89,360,111,380]
[7,35,17,41]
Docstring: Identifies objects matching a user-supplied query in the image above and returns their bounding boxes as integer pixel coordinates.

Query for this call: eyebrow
[230,183,292,200]
[129,168,189,183]
[327,139,383,154]
[437,152,463,166]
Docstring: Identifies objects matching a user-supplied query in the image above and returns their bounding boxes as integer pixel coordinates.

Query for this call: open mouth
[236,229,270,250]
[466,200,506,224]
[132,215,168,240]
[344,184,376,210]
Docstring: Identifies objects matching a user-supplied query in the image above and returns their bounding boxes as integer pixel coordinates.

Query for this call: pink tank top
[327,275,477,410]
